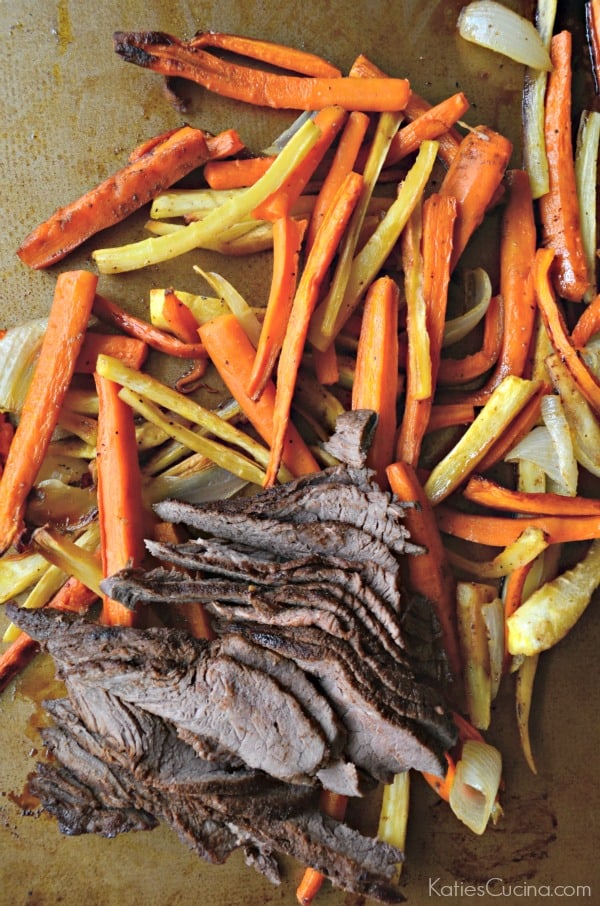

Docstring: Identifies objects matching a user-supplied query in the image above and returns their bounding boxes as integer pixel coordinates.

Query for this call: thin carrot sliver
[435,506,600,546]
[426,402,475,433]
[93,294,207,359]
[264,170,364,486]
[386,461,462,683]
[248,217,307,399]
[351,276,400,488]
[17,127,212,269]
[160,289,203,344]
[75,333,148,373]
[306,110,370,252]
[474,382,546,473]
[198,314,320,478]
[386,92,469,165]
[252,106,347,221]
[189,31,342,78]
[0,270,97,554]
[439,125,513,272]
[571,291,600,346]
[0,633,40,694]
[204,156,275,190]
[539,30,589,302]
[437,294,504,385]
[463,474,600,516]
[534,247,600,415]
[94,373,146,627]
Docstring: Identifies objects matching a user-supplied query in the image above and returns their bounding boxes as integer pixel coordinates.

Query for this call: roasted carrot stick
[113,32,412,112]
[426,402,475,433]
[351,276,400,488]
[539,31,590,302]
[93,294,207,359]
[385,92,469,166]
[0,633,39,694]
[265,171,364,486]
[203,156,275,190]
[94,373,146,627]
[17,127,213,269]
[534,247,600,415]
[49,575,99,614]
[160,289,203,344]
[306,110,370,252]
[439,125,512,272]
[386,461,462,683]
[189,31,342,78]
[198,314,320,478]
[0,271,97,554]
[478,170,537,396]
[571,291,600,346]
[397,194,457,465]
[422,752,457,803]
[253,106,347,221]
[248,217,307,399]
[311,342,339,386]
[75,333,148,373]
[464,474,600,516]
[204,128,246,160]
[437,294,504,385]
[435,505,600,546]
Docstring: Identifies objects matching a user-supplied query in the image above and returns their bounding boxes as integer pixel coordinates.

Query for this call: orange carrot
[539,31,590,302]
[189,31,342,78]
[296,790,348,906]
[93,294,207,359]
[352,276,400,488]
[0,633,40,694]
[204,156,275,190]
[17,127,212,269]
[426,402,475,433]
[463,474,600,517]
[439,125,513,272]
[252,106,347,221]
[502,560,535,670]
[479,170,537,395]
[385,92,470,166]
[75,333,148,373]
[534,247,600,415]
[422,752,456,803]
[437,294,504,385]
[0,413,14,478]
[265,170,364,486]
[397,194,457,465]
[49,575,99,615]
[199,313,320,478]
[0,271,98,555]
[114,32,412,112]
[571,291,600,346]
[204,128,246,160]
[248,217,307,399]
[435,505,600,546]
[311,342,339,386]
[386,461,462,683]
[94,373,146,627]
[160,289,203,344]
[306,110,370,252]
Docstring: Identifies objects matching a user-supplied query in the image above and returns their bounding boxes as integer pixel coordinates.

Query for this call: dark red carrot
[93,294,207,359]
[539,31,589,302]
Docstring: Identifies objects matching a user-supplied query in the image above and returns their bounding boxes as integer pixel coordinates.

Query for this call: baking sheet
[1,1,599,904]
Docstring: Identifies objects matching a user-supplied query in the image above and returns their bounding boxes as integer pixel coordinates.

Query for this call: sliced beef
[320,408,378,466]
